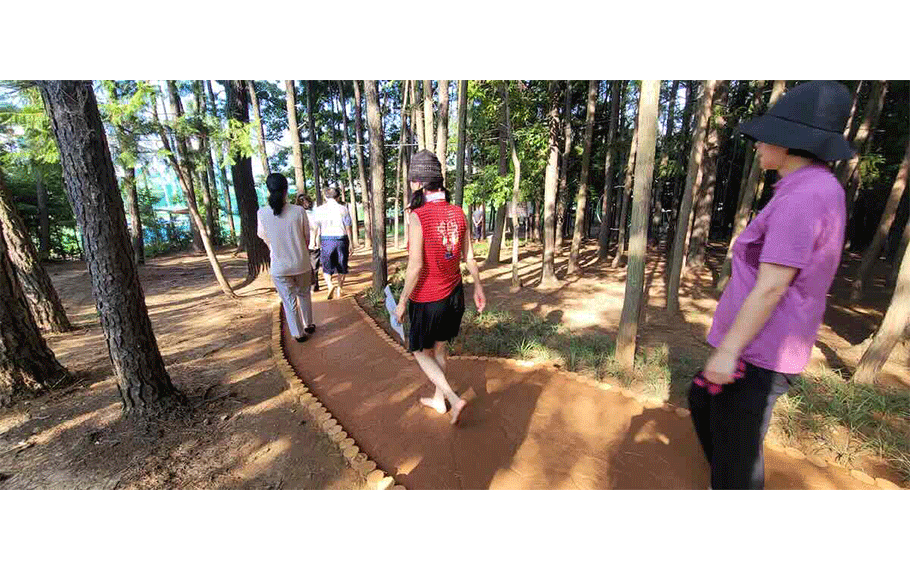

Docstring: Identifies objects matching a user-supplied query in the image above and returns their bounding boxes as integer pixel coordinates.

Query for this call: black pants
[309,248,320,290]
[688,362,796,489]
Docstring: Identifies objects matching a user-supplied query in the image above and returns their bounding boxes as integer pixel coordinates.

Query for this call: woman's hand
[395,301,407,324]
[703,349,739,385]
[474,286,486,313]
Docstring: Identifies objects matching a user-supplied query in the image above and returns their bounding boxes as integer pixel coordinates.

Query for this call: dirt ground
[0,248,363,490]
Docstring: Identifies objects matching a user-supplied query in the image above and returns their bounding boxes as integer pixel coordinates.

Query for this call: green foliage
[858,152,886,189]
[0,84,59,164]
[100,81,156,170]
[220,117,255,166]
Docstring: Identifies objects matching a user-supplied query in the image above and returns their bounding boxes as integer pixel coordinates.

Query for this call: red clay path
[282,252,883,490]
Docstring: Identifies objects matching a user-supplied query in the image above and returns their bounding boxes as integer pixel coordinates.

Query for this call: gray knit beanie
[408,150,443,184]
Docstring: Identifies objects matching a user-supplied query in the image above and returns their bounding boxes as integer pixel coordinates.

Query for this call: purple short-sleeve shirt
[707,164,846,374]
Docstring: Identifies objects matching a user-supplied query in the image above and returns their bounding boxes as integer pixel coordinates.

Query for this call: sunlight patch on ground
[225,436,293,483]
[234,384,292,418]
[33,402,120,445]
[395,455,423,476]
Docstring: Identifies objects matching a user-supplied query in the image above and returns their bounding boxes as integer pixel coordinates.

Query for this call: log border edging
[270,301,403,490]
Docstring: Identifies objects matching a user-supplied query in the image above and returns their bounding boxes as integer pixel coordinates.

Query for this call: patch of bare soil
[0,248,363,490]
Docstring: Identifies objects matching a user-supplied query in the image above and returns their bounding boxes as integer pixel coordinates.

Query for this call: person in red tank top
[394,151,486,425]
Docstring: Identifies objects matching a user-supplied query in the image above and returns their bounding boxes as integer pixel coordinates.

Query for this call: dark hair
[408,179,450,210]
[266,173,288,216]
[324,187,340,200]
[296,193,312,209]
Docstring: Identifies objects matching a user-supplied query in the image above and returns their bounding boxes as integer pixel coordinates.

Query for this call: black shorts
[407,284,465,352]
[320,236,349,275]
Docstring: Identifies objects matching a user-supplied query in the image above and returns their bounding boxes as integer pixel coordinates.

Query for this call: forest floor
[0,247,363,490]
[361,236,909,485]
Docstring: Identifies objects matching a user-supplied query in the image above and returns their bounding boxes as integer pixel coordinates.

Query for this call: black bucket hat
[737,80,856,162]
[408,150,444,184]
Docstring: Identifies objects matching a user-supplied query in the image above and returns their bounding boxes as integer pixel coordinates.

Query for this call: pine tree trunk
[890,217,910,285]
[686,80,729,268]
[123,166,145,266]
[286,80,308,197]
[556,82,573,251]
[206,81,236,243]
[666,80,716,314]
[454,80,469,207]
[0,170,73,333]
[306,81,323,204]
[851,138,910,301]
[38,80,181,414]
[666,80,697,251]
[364,81,387,292]
[484,92,510,269]
[161,83,204,254]
[598,81,622,261]
[717,80,785,290]
[568,80,597,274]
[423,80,435,152]
[247,80,271,177]
[540,81,561,286]
[352,81,372,246]
[841,81,888,240]
[394,80,410,250]
[616,80,660,372]
[196,157,216,247]
[502,82,522,289]
[329,85,342,187]
[853,215,910,384]
[226,80,270,279]
[613,91,641,269]
[436,80,450,186]
[162,82,239,295]
[337,81,361,248]
[107,82,147,264]
[201,130,221,245]
[36,168,50,260]
[193,81,221,246]
[412,80,425,151]
[652,80,680,244]
[0,213,70,406]
[843,80,864,142]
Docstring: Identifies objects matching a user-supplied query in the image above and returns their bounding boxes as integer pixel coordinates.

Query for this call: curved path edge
[269,301,404,490]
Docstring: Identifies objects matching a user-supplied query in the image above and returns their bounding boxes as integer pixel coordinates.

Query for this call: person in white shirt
[257,173,315,342]
[296,194,321,293]
[311,187,353,298]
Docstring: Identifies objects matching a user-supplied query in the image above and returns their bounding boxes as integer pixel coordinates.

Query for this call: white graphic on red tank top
[436,219,459,259]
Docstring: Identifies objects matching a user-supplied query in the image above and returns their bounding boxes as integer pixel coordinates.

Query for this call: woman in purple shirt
[690,81,856,489]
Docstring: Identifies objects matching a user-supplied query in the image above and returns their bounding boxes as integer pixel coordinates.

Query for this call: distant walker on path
[394,150,487,425]
[312,187,353,299]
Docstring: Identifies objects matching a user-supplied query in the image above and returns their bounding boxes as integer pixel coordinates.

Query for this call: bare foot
[420,397,446,414]
[449,399,467,425]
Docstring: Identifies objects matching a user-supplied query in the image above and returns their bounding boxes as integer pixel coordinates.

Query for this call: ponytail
[266,173,288,216]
